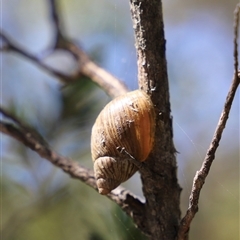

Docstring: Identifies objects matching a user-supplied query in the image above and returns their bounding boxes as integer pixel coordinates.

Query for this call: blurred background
[1,0,239,239]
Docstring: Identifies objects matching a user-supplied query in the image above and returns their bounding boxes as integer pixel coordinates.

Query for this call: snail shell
[91,90,155,194]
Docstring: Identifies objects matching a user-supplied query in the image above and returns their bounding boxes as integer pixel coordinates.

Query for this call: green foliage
[61,77,98,121]
[112,206,147,240]
[2,169,147,240]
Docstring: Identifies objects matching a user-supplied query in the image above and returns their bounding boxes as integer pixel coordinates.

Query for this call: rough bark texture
[130,1,181,239]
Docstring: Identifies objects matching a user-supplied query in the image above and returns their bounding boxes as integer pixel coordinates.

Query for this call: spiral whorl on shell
[91,90,155,195]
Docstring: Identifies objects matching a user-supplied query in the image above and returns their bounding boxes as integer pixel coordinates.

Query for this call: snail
[91,90,155,195]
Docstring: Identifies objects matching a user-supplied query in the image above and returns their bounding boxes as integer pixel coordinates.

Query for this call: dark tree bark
[129,1,181,239]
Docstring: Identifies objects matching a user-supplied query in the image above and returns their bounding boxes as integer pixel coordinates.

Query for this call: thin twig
[46,0,129,97]
[234,4,240,76]
[1,0,129,98]
[0,29,128,98]
[48,0,66,49]
[49,0,129,96]
[0,108,145,226]
[177,4,240,240]
[0,31,77,82]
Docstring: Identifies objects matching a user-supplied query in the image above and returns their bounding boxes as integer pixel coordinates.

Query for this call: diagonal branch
[0,29,128,98]
[47,0,130,97]
[46,0,129,97]
[0,107,146,228]
[1,0,129,98]
[0,31,77,82]
[177,4,240,240]
[66,42,129,98]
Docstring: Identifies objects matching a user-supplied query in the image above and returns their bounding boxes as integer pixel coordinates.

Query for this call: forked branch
[0,0,128,98]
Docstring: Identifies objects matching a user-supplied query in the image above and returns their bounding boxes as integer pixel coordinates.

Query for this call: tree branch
[177,4,240,240]
[0,0,129,98]
[0,31,75,82]
[129,1,181,239]
[234,4,240,75]
[0,107,146,227]
[66,42,129,98]
[0,30,128,98]
[48,0,65,49]
[47,0,129,97]
[48,0,129,97]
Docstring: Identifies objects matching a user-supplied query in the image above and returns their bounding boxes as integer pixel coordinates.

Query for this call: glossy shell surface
[91,90,155,194]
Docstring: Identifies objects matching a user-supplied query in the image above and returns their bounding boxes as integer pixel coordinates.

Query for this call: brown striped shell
[91,90,155,195]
